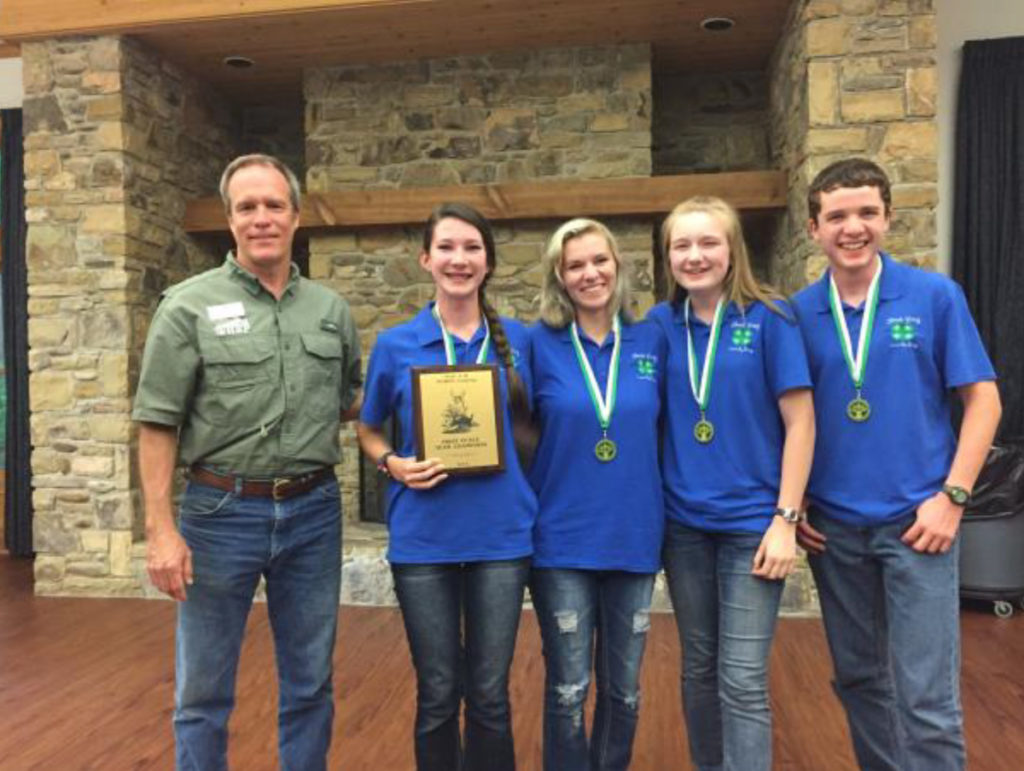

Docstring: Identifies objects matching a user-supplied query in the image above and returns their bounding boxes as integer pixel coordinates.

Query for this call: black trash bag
[964,443,1024,520]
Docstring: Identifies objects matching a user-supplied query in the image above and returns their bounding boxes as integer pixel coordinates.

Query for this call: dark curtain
[3,109,32,557]
[953,37,1024,442]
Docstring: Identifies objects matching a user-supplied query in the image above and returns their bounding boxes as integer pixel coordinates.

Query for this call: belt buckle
[272,477,291,501]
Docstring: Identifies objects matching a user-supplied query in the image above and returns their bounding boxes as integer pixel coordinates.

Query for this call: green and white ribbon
[570,316,621,434]
[684,296,727,415]
[827,258,882,393]
[433,304,490,365]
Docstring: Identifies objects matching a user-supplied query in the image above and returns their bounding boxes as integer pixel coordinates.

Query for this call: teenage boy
[792,158,1001,771]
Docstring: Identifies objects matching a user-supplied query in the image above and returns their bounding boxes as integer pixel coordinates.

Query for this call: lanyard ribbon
[828,259,882,392]
[570,316,621,433]
[433,304,490,365]
[684,296,727,415]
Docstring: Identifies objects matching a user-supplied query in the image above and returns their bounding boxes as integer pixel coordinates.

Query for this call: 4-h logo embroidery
[632,354,658,381]
[887,317,921,348]
[731,327,754,346]
[890,322,916,342]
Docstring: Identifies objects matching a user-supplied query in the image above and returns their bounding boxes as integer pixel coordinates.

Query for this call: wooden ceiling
[0,0,793,105]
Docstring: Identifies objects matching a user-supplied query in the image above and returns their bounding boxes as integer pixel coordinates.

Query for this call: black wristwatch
[942,484,971,507]
[376,450,396,477]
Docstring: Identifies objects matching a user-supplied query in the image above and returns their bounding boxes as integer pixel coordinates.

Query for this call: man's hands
[796,493,963,557]
[146,525,193,601]
[901,492,963,554]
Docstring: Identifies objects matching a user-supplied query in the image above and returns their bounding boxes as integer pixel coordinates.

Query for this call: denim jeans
[391,558,530,771]
[173,478,342,771]
[807,509,965,771]
[530,568,655,771]
[662,522,783,771]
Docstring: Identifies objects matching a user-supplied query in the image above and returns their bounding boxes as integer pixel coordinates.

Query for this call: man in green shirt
[132,153,361,771]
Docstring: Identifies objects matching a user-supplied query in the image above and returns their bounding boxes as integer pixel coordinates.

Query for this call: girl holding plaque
[648,197,815,771]
[357,203,536,771]
[528,218,665,771]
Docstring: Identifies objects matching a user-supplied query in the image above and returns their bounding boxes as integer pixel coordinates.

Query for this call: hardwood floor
[2,554,1022,770]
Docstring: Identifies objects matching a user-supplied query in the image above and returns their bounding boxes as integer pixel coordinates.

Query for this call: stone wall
[652,71,771,175]
[23,35,239,595]
[242,102,305,181]
[305,45,656,604]
[770,0,939,292]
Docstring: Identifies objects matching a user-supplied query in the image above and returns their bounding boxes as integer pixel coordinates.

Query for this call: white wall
[0,57,22,108]
[937,0,1024,272]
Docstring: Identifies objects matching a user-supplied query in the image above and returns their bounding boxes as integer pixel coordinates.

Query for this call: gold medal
[846,397,871,422]
[694,419,715,444]
[594,437,618,462]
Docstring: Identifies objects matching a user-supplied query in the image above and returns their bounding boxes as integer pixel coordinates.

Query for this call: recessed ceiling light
[223,55,255,69]
[701,17,735,32]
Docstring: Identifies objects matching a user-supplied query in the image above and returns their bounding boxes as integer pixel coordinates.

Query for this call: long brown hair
[660,196,788,317]
[422,203,537,468]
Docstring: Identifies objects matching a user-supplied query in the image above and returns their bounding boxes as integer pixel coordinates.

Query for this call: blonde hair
[539,218,633,328]
[660,196,787,316]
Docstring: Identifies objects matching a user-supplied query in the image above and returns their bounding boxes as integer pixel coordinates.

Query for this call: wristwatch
[376,450,396,477]
[773,506,804,524]
[942,484,971,507]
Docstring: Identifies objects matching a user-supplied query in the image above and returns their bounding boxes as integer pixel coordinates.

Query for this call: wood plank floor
[2,554,1022,770]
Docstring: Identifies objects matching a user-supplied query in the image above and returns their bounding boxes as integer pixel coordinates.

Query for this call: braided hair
[422,203,537,469]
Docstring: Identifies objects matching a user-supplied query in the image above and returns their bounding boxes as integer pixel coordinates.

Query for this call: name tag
[213,318,252,336]
[206,302,246,322]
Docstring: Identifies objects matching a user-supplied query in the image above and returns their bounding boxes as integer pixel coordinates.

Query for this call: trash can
[959,442,1024,618]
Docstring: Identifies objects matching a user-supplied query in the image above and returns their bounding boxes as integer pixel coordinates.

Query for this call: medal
[684,296,727,446]
[694,418,715,444]
[828,259,882,423]
[570,316,621,463]
[594,437,618,462]
[846,395,871,422]
[433,304,490,365]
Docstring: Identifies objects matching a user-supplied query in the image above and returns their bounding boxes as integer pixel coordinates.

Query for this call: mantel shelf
[184,170,787,233]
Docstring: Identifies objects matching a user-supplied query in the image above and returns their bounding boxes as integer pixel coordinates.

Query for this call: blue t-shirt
[528,320,666,573]
[792,253,996,525]
[649,298,812,533]
[360,303,538,563]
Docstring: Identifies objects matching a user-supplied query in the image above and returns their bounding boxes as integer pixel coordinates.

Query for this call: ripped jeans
[530,568,655,771]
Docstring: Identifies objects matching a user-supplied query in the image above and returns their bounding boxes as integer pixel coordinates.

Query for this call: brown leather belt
[188,466,334,501]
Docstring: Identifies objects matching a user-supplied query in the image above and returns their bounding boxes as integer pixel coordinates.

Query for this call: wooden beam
[0,0,424,39]
[185,171,787,233]
[0,41,20,58]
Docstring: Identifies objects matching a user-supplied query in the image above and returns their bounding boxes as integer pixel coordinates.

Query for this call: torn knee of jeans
[555,679,589,715]
[554,610,578,634]
[622,690,641,711]
[632,608,651,634]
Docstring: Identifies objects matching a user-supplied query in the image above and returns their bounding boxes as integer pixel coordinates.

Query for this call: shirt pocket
[300,332,343,420]
[201,336,275,389]
[197,336,276,427]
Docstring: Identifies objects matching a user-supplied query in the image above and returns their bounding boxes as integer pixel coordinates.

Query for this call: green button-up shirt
[132,254,361,477]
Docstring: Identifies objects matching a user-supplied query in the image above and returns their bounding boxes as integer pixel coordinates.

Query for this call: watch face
[946,486,969,505]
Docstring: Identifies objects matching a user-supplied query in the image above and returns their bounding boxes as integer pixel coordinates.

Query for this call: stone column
[22,36,238,595]
[770,0,939,291]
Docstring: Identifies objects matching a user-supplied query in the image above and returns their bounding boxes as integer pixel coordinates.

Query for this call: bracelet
[376,450,396,477]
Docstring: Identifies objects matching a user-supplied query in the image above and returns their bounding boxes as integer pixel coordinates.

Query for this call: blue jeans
[807,509,965,771]
[662,523,783,771]
[174,478,342,771]
[531,568,655,771]
[391,558,530,771]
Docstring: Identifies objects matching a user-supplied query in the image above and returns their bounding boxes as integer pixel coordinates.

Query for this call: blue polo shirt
[528,320,666,573]
[360,303,538,563]
[792,253,996,526]
[649,299,812,533]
